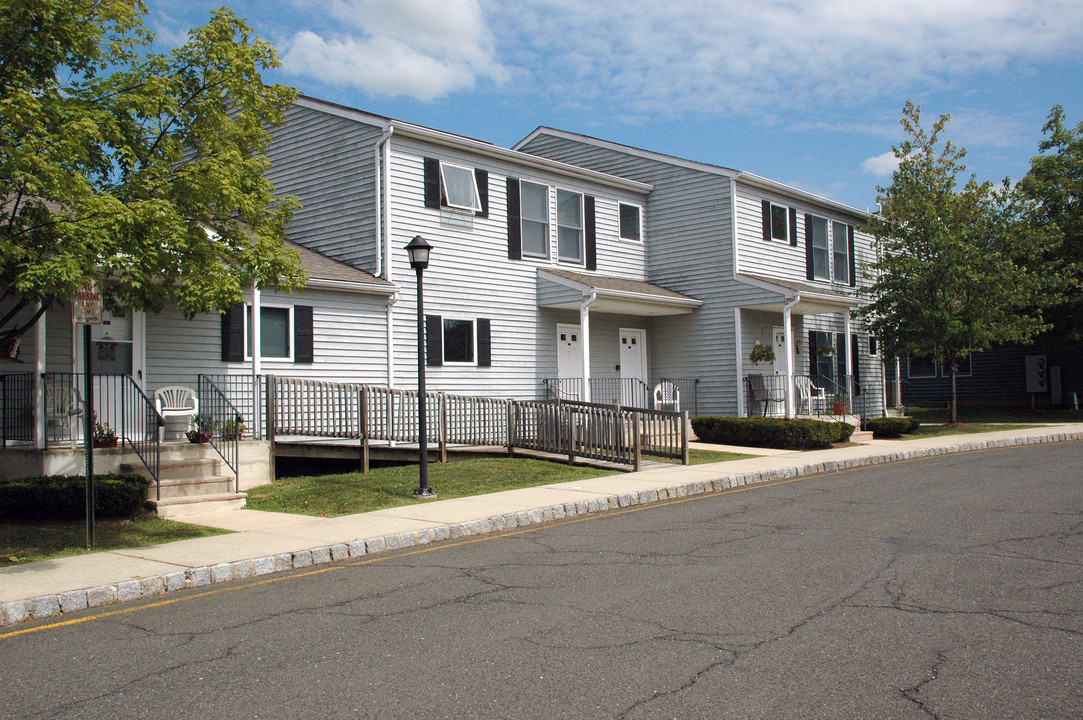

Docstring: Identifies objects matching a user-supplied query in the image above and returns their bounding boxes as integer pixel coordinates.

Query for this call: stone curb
[2,430,1079,628]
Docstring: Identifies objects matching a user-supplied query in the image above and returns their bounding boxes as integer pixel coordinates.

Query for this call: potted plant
[817,345,837,357]
[93,420,118,448]
[186,414,215,443]
[748,340,776,365]
[832,392,850,415]
[219,417,246,441]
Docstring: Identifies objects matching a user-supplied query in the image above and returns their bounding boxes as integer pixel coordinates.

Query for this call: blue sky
[148,0,1083,211]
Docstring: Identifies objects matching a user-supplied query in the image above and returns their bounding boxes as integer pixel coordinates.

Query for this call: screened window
[557,189,583,262]
[443,318,475,364]
[869,336,879,356]
[832,221,849,284]
[439,162,482,211]
[770,204,789,241]
[520,181,549,258]
[619,203,641,241]
[246,305,291,360]
[811,216,830,280]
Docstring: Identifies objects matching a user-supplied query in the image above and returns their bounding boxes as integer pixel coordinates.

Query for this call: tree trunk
[949,364,958,424]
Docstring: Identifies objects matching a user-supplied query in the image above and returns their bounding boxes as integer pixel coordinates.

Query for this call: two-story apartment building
[3,94,884,458]
[515,128,883,417]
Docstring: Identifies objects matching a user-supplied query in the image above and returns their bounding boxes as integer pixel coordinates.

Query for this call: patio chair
[794,376,826,415]
[653,381,680,412]
[46,384,84,448]
[155,385,198,440]
[747,373,784,417]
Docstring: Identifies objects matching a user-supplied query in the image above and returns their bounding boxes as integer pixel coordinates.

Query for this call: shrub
[0,473,151,521]
[691,416,854,450]
[863,417,921,439]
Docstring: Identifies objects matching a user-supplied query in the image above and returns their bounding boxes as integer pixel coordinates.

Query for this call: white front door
[74,308,146,437]
[772,326,788,376]
[619,328,647,406]
[556,324,583,399]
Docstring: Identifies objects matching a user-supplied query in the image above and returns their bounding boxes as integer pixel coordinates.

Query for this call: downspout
[373,126,394,278]
[782,294,800,418]
[580,291,597,402]
[386,293,398,388]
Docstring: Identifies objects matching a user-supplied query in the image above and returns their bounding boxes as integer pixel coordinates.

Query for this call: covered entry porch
[736,275,878,420]
[536,268,702,412]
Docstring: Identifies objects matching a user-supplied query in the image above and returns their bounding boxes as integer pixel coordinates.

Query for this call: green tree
[1017,105,1083,342]
[857,102,1054,423]
[0,0,304,346]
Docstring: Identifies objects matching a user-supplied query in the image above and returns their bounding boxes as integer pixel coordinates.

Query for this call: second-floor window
[557,189,583,262]
[805,214,855,286]
[620,203,641,241]
[832,221,850,285]
[811,216,830,280]
[520,181,549,258]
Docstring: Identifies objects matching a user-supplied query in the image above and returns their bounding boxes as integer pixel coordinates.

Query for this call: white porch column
[251,283,261,437]
[34,304,46,449]
[580,293,596,402]
[782,296,800,418]
[734,308,744,417]
[843,312,853,401]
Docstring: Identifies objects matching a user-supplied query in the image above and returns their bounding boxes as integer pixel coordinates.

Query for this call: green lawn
[248,450,754,517]
[1,514,229,567]
[905,422,1043,439]
[908,405,1081,425]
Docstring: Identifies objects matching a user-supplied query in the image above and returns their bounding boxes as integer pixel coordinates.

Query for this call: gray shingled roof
[286,240,394,291]
[540,268,698,302]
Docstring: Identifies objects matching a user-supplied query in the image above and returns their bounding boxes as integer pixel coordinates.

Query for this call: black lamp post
[405,235,436,498]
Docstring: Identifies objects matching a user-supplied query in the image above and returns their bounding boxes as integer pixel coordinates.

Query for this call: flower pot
[93,438,118,448]
[187,431,213,444]
[832,402,847,415]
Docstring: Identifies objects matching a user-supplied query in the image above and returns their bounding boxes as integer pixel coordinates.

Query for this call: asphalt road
[3,442,1081,719]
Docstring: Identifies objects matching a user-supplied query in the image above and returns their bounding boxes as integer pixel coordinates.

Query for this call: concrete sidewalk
[3,424,1081,628]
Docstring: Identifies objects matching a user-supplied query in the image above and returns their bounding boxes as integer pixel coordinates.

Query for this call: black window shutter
[804,213,815,280]
[294,305,314,364]
[808,331,817,378]
[851,333,861,395]
[477,318,491,367]
[848,225,856,287]
[475,169,488,218]
[584,195,597,271]
[506,177,522,260]
[761,200,771,241]
[789,207,798,246]
[221,304,244,362]
[425,314,443,366]
[423,157,441,209]
[836,332,846,382]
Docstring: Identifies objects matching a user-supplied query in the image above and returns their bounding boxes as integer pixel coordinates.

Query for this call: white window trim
[868,336,879,357]
[556,188,584,264]
[811,215,831,281]
[245,303,294,362]
[619,202,643,242]
[520,180,550,260]
[769,202,789,242]
[439,161,482,212]
[441,316,478,366]
[832,220,850,285]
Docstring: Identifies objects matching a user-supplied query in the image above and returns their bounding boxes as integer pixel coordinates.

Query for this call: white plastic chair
[653,381,680,412]
[794,376,826,415]
[46,384,84,448]
[155,385,198,424]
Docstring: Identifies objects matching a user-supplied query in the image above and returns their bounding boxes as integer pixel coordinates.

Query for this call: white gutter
[580,291,597,402]
[305,278,397,295]
[730,176,740,277]
[386,293,398,388]
[782,294,801,418]
[374,126,394,278]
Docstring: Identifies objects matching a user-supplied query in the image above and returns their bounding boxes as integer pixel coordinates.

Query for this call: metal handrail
[121,374,164,500]
[197,376,243,493]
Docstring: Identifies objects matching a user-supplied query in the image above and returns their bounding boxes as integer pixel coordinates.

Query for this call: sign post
[73,282,102,548]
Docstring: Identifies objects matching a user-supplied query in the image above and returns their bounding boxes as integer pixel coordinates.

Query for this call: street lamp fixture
[405,235,436,498]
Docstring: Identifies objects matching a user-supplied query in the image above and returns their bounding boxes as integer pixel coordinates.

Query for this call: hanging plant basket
[749,341,776,365]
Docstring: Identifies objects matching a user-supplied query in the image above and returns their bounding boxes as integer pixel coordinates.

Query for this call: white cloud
[483,0,1083,117]
[281,0,507,100]
[861,151,900,177]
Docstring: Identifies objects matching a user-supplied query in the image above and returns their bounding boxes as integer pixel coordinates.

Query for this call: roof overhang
[538,268,702,317]
[736,273,858,315]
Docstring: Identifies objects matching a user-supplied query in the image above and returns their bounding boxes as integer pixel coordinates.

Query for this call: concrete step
[850,430,874,443]
[123,458,221,482]
[153,475,236,500]
[151,493,247,519]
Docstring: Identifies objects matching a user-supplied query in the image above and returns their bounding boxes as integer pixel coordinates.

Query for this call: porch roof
[288,241,396,295]
[736,273,858,316]
[537,268,702,317]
